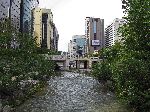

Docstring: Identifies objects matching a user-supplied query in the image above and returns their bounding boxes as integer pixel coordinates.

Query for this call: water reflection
[16,72,127,112]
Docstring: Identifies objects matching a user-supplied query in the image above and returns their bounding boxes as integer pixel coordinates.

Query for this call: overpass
[43,54,101,70]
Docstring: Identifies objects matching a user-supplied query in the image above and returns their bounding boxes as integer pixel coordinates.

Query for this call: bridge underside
[53,59,100,70]
[47,55,101,70]
[68,60,89,69]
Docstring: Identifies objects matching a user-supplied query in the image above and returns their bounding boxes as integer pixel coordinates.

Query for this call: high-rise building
[0,1,10,20]
[105,18,125,47]
[85,17,104,54]
[0,0,21,30]
[68,35,87,59]
[52,24,59,51]
[20,0,39,33]
[32,8,58,50]
[0,0,39,32]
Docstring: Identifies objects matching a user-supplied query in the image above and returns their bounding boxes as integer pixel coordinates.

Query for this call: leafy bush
[92,61,112,81]
[112,56,150,111]
[0,19,56,107]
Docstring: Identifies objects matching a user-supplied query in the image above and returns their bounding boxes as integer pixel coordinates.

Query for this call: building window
[93,21,96,33]
[94,33,96,40]
[73,39,76,42]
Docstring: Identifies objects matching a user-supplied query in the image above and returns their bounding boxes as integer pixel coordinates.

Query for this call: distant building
[105,18,125,47]
[52,24,59,51]
[32,8,59,50]
[0,0,39,32]
[85,17,104,54]
[72,35,87,56]
[68,40,76,59]
[68,35,87,59]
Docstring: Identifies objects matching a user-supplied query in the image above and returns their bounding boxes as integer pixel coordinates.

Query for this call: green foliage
[92,61,112,81]
[0,19,56,106]
[92,43,123,81]
[122,0,150,51]
[112,53,150,110]
[92,0,150,111]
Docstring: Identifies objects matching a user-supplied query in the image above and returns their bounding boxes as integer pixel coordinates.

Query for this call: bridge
[43,54,102,70]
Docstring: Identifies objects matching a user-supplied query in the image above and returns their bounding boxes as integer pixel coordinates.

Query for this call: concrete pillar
[63,61,65,68]
[87,60,90,69]
[64,59,69,70]
[89,60,92,68]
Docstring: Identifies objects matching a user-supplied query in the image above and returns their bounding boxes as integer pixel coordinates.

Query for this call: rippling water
[16,72,128,112]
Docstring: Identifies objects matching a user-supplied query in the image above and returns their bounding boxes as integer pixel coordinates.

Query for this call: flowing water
[16,72,128,112]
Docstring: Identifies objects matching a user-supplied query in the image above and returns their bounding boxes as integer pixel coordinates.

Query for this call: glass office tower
[0,0,21,30]
[0,0,39,32]
[20,0,39,33]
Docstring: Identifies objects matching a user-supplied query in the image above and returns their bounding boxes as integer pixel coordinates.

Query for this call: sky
[39,0,124,52]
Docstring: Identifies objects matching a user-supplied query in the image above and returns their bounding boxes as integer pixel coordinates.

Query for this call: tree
[92,0,150,111]
[113,0,150,111]
[121,0,150,51]
[0,19,56,107]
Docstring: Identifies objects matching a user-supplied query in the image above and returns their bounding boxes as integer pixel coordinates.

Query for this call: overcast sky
[39,0,124,52]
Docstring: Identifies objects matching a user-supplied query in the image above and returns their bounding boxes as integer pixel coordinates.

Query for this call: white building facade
[105,18,125,47]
